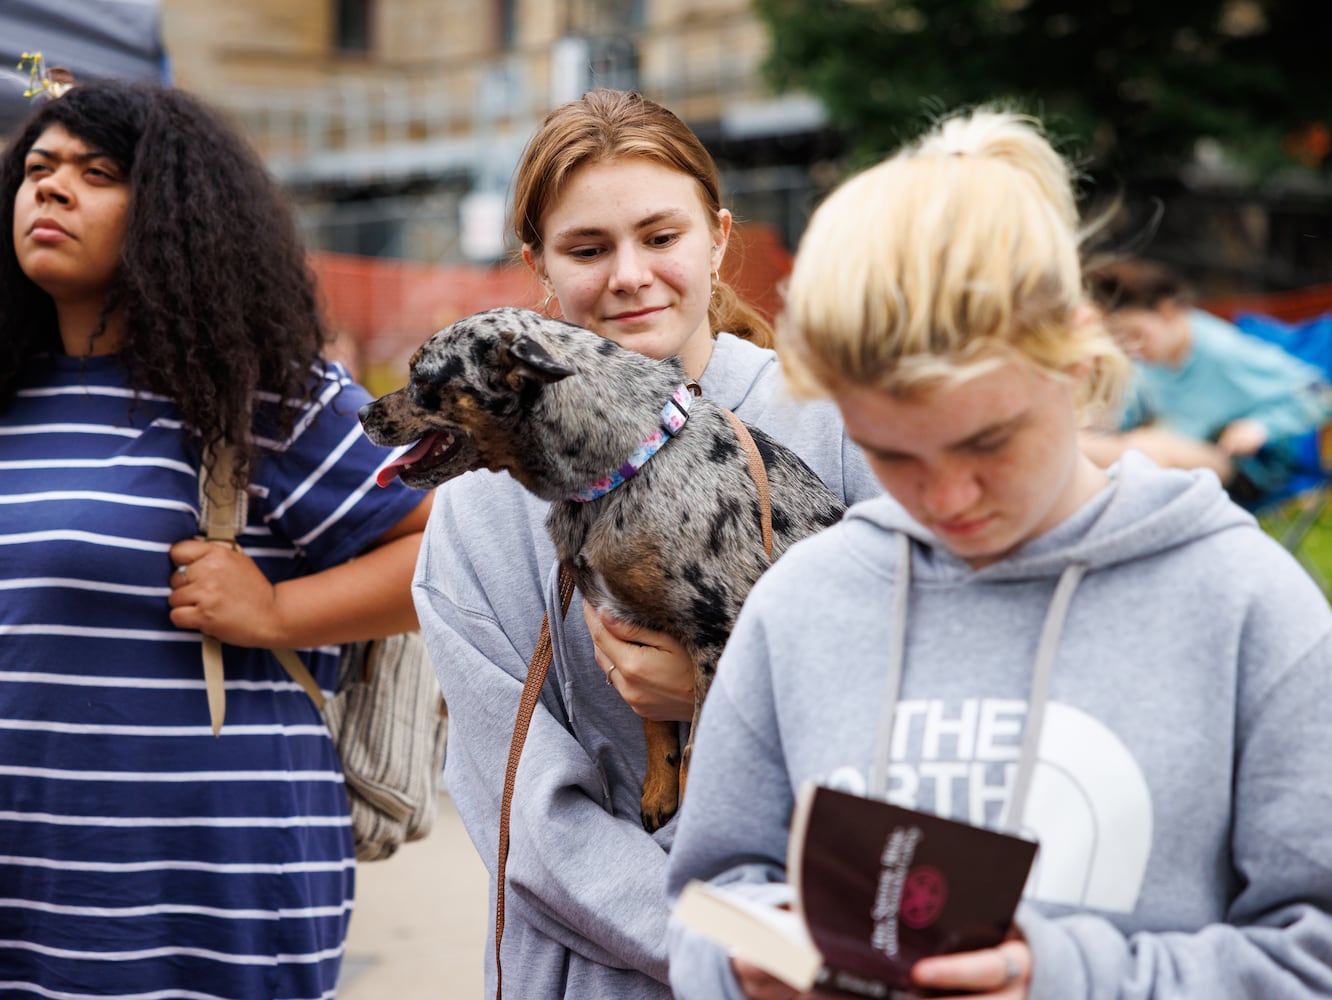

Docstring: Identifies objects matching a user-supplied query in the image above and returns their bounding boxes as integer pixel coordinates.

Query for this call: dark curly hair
[0,80,327,482]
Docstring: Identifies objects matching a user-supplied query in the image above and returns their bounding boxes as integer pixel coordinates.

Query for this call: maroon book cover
[793,785,1038,998]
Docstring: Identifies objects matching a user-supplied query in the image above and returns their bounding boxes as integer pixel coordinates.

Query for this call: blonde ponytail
[779,107,1129,416]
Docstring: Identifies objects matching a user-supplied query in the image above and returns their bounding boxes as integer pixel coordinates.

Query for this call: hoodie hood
[698,332,779,411]
[846,450,1252,583]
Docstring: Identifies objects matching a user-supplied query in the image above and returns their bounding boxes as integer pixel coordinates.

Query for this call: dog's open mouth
[376,431,460,487]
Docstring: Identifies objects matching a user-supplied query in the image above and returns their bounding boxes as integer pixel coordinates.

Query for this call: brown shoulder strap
[199,444,325,739]
[721,409,774,557]
[495,566,575,1000]
[492,407,772,997]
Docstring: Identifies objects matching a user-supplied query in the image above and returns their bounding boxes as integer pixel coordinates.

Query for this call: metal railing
[222,21,783,190]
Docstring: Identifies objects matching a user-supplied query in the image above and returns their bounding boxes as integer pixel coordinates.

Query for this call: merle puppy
[361,307,844,830]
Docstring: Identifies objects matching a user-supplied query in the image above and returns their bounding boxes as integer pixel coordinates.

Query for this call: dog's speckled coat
[360,307,845,828]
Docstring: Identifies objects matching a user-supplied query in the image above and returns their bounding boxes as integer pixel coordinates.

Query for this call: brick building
[160,0,837,266]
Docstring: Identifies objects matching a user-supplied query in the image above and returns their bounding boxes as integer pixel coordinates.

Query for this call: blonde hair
[779,108,1128,414]
[512,89,772,347]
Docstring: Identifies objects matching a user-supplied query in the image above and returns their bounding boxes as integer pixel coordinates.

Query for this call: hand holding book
[673,782,1038,998]
[731,939,1030,1000]
[910,938,1030,997]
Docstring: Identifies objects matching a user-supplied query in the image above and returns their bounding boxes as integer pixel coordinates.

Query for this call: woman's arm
[667,600,797,1000]
[1080,427,1235,480]
[167,372,434,650]
[415,477,677,982]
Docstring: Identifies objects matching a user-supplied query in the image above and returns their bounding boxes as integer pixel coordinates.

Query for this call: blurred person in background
[1079,257,1330,506]
[666,108,1332,1000]
[0,79,430,996]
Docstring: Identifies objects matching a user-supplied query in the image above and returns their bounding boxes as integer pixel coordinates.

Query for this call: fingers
[599,609,651,644]
[1217,418,1267,457]
[582,601,645,677]
[730,956,802,1000]
[911,942,1030,997]
[167,537,211,591]
[581,600,620,679]
[581,600,696,720]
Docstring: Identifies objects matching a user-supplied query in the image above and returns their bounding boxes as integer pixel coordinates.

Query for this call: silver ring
[999,948,1020,987]
[175,564,188,581]
[605,664,618,686]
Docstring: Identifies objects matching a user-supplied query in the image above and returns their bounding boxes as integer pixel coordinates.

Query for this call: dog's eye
[411,381,443,410]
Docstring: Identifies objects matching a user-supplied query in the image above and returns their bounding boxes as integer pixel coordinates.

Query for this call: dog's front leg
[678,658,714,808]
[639,719,680,832]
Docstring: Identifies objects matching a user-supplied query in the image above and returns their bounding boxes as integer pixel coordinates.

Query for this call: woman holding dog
[412,88,880,998]
[666,108,1332,999]
[0,81,430,996]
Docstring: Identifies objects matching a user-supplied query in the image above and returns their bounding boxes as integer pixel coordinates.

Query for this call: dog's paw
[640,797,679,833]
[640,763,680,833]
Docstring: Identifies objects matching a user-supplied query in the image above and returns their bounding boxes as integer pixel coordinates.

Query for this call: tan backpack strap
[199,443,249,545]
[200,443,242,737]
[272,647,327,710]
[199,444,325,738]
[495,566,575,1000]
[721,409,774,557]
[201,638,228,737]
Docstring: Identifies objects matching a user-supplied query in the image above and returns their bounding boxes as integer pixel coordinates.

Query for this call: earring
[540,289,555,317]
[710,269,720,300]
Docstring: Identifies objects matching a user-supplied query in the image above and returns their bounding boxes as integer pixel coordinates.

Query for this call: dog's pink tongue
[376,437,435,487]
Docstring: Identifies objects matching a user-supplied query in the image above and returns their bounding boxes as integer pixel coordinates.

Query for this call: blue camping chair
[1230,310,1332,587]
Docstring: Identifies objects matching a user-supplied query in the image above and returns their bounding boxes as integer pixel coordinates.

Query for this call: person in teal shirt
[1080,258,1330,504]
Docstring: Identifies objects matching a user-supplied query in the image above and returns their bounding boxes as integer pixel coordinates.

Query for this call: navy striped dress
[0,353,423,999]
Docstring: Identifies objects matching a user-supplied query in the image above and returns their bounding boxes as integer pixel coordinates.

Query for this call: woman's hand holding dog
[583,601,696,721]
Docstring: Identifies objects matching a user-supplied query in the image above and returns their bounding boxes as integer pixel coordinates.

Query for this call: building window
[496,0,518,49]
[335,0,372,53]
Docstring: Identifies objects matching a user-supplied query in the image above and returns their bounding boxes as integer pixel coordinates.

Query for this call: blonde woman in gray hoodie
[668,108,1332,1000]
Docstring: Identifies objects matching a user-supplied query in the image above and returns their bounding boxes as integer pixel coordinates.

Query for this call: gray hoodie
[667,451,1332,999]
[411,333,881,1000]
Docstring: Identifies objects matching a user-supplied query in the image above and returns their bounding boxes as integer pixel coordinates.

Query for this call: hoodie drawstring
[1003,559,1086,832]
[868,532,1087,836]
[867,532,914,800]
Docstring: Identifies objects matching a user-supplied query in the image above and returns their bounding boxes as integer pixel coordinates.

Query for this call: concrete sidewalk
[338,792,488,999]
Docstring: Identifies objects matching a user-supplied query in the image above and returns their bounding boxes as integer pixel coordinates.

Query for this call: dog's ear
[506,334,575,385]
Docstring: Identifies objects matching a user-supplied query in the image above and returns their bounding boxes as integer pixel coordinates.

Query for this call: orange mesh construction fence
[311,223,794,396]
[316,226,1332,400]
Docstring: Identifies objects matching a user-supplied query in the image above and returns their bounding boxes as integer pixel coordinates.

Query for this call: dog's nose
[357,401,375,425]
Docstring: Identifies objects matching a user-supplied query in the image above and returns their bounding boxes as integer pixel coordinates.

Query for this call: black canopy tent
[0,0,167,135]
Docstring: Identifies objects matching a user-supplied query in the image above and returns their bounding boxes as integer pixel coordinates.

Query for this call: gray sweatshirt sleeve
[413,478,673,987]
[666,601,798,998]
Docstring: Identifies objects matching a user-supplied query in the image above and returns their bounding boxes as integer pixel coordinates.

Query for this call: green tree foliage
[755,0,1328,178]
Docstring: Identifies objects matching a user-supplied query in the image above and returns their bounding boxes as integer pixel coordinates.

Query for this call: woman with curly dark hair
[0,80,431,996]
